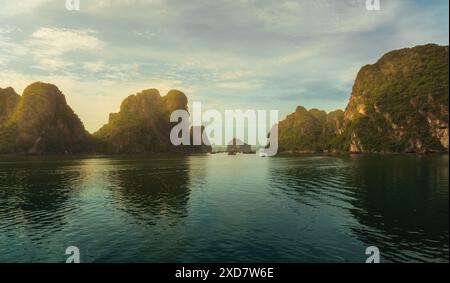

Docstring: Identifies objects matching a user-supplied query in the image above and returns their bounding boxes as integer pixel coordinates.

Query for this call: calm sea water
[0,154,448,263]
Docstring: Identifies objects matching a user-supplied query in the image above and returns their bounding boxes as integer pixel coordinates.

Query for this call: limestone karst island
[1,44,448,155]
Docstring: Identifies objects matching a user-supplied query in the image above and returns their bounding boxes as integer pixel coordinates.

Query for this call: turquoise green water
[0,154,448,263]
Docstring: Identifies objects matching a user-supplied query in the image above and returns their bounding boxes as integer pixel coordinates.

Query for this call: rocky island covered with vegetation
[0,84,211,155]
[0,82,95,155]
[0,44,448,155]
[278,44,449,154]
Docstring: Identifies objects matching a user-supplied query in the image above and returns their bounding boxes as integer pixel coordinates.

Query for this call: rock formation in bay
[278,44,449,153]
[278,107,344,153]
[343,44,449,153]
[1,44,448,155]
[0,84,211,155]
[0,82,93,154]
[94,89,212,154]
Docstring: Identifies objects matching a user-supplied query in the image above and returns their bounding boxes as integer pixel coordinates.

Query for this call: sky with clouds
[0,0,448,132]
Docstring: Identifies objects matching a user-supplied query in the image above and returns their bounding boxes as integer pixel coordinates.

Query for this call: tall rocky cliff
[94,89,211,154]
[278,44,449,153]
[344,44,448,153]
[0,82,93,154]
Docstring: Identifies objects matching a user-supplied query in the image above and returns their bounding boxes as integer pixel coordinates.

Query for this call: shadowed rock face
[0,82,93,154]
[278,44,449,153]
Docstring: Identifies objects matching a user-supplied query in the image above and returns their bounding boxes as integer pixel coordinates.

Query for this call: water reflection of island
[269,155,449,262]
[345,155,449,262]
[107,157,192,225]
[0,159,83,233]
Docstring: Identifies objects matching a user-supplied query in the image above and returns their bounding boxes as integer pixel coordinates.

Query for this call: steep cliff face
[278,44,449,154]
[94,89,211,154]
[344,44,449,153]
[0,82,93,154]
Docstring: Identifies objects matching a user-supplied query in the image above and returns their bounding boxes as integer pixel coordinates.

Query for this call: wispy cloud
[218,81,261,90]
[29,27,104,70]
[274,49,317,65]
[0,0,52,16]
[82,60,140,79]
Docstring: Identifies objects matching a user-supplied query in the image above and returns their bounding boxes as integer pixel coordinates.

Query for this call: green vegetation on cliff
[0,82,93,154]
[344,44,448,153]
[279,44,449,153]
[278,107,344,152]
